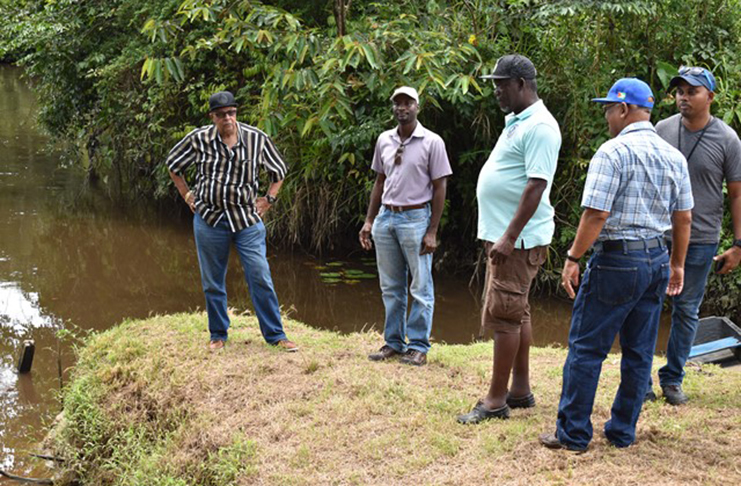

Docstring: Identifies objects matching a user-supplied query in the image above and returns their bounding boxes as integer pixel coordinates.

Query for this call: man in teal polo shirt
[458,54,561,423]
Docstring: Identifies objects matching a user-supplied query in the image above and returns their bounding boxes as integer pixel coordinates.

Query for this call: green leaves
[656,61,678,91]
[141,57,185,83]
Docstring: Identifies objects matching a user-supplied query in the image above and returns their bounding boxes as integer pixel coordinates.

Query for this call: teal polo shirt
[476,100,561,248]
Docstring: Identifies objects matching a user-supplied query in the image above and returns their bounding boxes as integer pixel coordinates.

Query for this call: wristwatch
[733,239,741,249]
[566,251,581,263]
[266,194,277,204]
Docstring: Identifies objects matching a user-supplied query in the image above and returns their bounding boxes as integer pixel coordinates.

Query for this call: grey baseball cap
[480,54,537,80]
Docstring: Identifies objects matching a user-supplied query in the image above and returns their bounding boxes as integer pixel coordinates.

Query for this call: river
[0,65,674,479]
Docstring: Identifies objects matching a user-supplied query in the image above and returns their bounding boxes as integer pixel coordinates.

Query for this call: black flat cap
[208,91,238,112]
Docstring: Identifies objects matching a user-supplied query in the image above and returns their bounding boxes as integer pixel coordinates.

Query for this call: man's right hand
[184,192,196,213]
[667,265,684,296]
[359,222,373,250]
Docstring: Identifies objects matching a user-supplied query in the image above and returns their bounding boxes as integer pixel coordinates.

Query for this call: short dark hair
[524,78,538,94]
[628,103,651,114]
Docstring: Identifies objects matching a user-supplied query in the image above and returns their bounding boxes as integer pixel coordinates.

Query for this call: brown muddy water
[0,65,674,479]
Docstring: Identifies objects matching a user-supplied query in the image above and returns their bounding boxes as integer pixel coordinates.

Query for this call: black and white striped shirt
[166,122,287,231]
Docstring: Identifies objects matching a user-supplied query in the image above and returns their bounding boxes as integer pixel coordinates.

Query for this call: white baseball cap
[390,86,419,103]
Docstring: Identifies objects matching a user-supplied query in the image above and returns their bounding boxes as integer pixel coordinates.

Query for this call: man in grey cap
[359,86,452,366]
[458,54,561,423]
[167,91,298,352]
[647,66,741,405]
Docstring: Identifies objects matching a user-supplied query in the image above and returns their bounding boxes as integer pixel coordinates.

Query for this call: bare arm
[561,208,609,299]
[169,170,195,213]
[667,209,692,295]
[359,173,386,250]
[714,181,741,274]
[421,177,447,255]
[488,178,547,265]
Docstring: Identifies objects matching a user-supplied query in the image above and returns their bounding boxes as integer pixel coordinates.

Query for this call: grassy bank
[47,313,741,485]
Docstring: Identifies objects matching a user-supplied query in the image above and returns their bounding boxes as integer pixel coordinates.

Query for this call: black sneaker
[662,384,689,405]
[457,400,510,424]
[644,390,657,403]
[506,391,536,409]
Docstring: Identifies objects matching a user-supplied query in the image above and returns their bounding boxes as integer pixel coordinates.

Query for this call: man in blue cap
[648,67,741,405]
[540,78,693,451]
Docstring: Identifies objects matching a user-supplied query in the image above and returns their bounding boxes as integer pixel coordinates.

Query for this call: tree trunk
[334,0,352,37]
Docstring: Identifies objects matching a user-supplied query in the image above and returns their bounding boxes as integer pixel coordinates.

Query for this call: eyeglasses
[602,102,621,114]
[213,109,237,119]
[394,144,405,165]
[678,66,715,91]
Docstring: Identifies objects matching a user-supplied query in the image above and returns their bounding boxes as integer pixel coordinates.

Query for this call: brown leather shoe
[275,339,299,352]
[539,432,585,453]
[209,340,225,350]
[400,349,427,366]
[368,345,401,361]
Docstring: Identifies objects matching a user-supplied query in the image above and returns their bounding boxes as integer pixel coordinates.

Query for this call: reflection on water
[0,64,672,478]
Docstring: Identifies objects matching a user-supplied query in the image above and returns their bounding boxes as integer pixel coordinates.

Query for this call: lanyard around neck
[678,116,713,163]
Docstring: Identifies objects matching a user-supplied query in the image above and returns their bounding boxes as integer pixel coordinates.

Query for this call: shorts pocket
[528,246,547,266]
[596,265,637,306]
[487,279,528,322]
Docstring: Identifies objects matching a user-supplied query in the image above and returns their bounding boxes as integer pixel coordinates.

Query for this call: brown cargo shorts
[482,243,547,334]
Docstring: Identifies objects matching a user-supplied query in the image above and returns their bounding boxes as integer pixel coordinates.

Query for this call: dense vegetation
[2,0,741,316]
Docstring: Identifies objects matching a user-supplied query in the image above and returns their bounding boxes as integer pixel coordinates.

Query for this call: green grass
[46,313,741,485]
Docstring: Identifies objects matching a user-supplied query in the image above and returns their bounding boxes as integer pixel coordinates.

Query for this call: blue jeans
[556,244,670,450]
[371,205,434,353]
[193,213,287,344]
[654,243,717,388]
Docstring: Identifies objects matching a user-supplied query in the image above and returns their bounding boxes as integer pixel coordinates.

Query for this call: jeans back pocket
[596,265,638,306]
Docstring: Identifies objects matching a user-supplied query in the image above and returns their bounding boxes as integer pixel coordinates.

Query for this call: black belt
[596,238,664,253]
[384,204,427,212]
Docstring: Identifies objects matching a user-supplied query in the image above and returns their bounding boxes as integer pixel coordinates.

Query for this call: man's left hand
[488,237,515,265]
[561,260,580,299]
[420,231,437,255]
[714,246,741,274]
[255,197,271,217]
[667,264,685,296]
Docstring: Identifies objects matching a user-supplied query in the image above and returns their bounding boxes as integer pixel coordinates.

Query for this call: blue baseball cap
[592,78,655,109]
[669,66,716,92]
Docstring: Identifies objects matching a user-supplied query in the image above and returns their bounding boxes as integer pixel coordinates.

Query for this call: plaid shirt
[583,121,693,241]
[166,122,287,232]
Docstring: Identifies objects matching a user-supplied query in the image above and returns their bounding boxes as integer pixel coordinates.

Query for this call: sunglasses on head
[678,66,715,91]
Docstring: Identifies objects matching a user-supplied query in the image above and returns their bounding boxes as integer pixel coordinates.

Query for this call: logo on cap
[617,92,626,100]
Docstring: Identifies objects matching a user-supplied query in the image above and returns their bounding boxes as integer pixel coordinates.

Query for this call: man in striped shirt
[167,90,297,352]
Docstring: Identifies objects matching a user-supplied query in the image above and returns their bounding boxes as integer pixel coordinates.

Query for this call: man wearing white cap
[359,86,452,366]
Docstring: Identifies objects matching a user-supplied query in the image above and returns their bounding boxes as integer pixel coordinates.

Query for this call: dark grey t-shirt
[656,114,741,244]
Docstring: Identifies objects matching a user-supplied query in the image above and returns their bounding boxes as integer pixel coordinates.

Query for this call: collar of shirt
[389,121,427,144]
[504,99,545,128]
[205,123,245,147]
[617,120,655,137]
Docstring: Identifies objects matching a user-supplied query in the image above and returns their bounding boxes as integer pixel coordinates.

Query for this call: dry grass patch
[48,313,741,485]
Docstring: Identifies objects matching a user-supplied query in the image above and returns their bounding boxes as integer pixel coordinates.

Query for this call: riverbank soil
[46,314,741,485]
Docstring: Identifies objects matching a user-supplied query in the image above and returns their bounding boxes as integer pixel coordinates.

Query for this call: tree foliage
[2,0,741,316]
